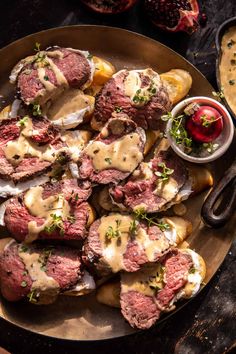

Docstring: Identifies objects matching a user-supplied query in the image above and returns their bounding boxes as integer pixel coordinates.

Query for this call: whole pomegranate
[144,0,200,33]
[185,106,223,143]
[80,0,138,14]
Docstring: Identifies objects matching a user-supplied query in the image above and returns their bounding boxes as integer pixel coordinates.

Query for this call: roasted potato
[96,280,121,308]
[160,69,192,104]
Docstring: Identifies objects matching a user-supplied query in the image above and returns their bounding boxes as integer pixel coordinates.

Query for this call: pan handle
[201,163,236,228]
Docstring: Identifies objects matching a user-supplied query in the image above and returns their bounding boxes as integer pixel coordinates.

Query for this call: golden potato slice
[160,69,192,104]
[144,129,160,156]
[163,216,193,244]
[96,280,121,308]
[188,165,214,195]
[0,105,11,120]
[92,56,116,86]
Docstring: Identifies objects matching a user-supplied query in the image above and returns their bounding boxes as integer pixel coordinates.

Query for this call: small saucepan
[215,16,236,124]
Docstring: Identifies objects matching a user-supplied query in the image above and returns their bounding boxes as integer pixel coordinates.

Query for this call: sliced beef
[110,149,187,213]
[83,213,189,276]
[78,116,146,184]
[94,69,171,130]
[11,48,92,105]
[0,118,20,146]
[0,117,66,183]
[0,240,32,301]
[29,116,60,144]
[0,240,83,303]
[120,249,193,329]
[4,179,92,242]
[11,157,52,183]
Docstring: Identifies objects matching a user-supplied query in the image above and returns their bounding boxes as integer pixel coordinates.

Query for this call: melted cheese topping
[3,118,57,165]
[154,177,179,201]
[18,248,59,303]
[98,214,172,273]
[85,133,143,172]
[220,26,236,114]
[122,263,164,296]
[24,186,70,242]
[122,68,162,107]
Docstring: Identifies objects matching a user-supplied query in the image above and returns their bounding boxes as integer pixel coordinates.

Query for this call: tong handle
[201,163,236,228]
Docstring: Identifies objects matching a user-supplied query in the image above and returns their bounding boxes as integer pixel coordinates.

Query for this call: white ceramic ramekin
[166,96,234,164]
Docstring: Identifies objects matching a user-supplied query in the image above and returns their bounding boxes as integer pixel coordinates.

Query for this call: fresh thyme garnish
[161,112,173,121]
[189,267,196,274]
[32,104,42,116]
[129,219,139,236]
[212,90,224,99]
[44,214,64,236]
[104,157,112,165]
[155,162,174,182]
[202,142,219,153]
[44,75,49,81]
[17,116,28,127]
[133,207,170,231]
[87,53,93,60]
[114,106,123,113]
[133,89,149,105]
[19,244,29,253]
[200,114,219,127]
[105,219,122,241]
[164,113,192,151]
[27,289,38,303]
[34,42,41,52]
[21,281,28,288]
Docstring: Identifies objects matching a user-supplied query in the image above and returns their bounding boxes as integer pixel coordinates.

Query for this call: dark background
[0,1,235,353]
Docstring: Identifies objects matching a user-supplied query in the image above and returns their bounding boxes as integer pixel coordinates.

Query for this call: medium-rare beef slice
[83,213,190,276]
[94,69,171,130]
[11,157,52,183]
[4,179,92,242]
[0,240,83,304]
[0,116,67,183]
[110,149,187,213]
[0,118,20,146]
[10,47,93,105]
[120,249,193,329]
[78,116,146,184]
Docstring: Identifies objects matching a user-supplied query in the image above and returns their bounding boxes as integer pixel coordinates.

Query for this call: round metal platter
[0,25,235,341]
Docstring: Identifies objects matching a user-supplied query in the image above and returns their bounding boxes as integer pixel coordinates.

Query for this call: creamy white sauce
[24,185,70,242]
[84,132,143,172]
[116,68,162,107]
[18,247,59,304]
[99,214,174,273]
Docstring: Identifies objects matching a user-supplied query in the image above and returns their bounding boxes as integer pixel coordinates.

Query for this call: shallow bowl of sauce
[216,16,236,124]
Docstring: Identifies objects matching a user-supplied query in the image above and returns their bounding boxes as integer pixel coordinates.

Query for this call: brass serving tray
[0,25,235,341]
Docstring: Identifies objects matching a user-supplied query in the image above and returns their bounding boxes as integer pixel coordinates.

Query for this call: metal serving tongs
[201,160,236,228]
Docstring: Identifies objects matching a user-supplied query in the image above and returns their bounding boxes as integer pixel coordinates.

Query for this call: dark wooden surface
[0,1,235,353]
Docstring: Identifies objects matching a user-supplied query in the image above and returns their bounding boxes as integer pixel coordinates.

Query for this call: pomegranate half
[80,0,138,14]
[144,0,200,33]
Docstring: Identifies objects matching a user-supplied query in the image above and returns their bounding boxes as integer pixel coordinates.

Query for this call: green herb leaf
[161,112,173,121]
[17,116,28,127]
[87,53,93,60]
[229,79,235,85]
[189,267,196,274]
[114,106,123,113]
[34,42,41,52]
[44,214,64,236]
[156,162,174,182]
[133,207,170,231]
[32,104,42,116]
[104,157,112,165]
[27,289,38,303]
[21,280,28,288]
[212,90,224,99]
[44,75,49,81]
[19,244,29,253]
